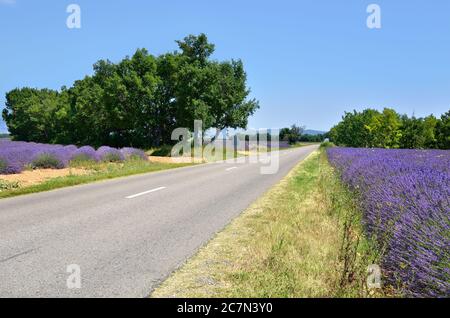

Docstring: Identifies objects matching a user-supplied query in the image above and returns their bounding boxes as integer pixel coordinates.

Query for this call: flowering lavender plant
[120,147,147,161]
[71,146,99,162]
[0,140,146,174]
[0,140,72,173]
[327,147,450,297]
[96,146,125,162]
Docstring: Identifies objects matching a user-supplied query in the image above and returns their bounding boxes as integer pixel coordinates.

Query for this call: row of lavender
[0,140,147,174]
[327,147,449,297]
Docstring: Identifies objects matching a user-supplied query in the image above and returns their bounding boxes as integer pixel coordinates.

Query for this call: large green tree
[436,110,450,149]
[172,34,259,139]
[398,115,438,149]
[330,108,448,150]
[279,124,304,144]
[330,109,381,147]
[365,108,402,148]
[2,34,259,148]
[2,88,69,143]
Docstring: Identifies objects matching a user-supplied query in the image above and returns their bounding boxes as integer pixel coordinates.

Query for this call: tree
[288,124,303,144]
[436,110,450,149]
[364,108,402,148]
[2,88,68,143]
[172,35,259,140]
[66,76,106,146]
[2,34,259,148]
[176,33,215,65]
[422,115,439,148]
[279,124,304,144]
[280,128,291,142]
[330,109,380,147]
[206,60,259,139]
[398,115,438,149]
[329,108,446,150]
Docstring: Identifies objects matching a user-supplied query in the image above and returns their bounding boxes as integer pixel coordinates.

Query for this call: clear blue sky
[1,0,450,133]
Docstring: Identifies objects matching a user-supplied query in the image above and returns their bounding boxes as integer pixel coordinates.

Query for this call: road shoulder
[151,150,375,298]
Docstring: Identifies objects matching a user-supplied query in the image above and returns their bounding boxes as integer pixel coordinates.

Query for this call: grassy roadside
[0,160,193,199]
[151,149,379,298]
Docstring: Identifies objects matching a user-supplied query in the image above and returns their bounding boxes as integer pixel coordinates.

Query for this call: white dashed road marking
[126,187,166,199]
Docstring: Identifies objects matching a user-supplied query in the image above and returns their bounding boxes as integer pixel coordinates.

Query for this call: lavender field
[0,140,147,175]
[327,147,450,297]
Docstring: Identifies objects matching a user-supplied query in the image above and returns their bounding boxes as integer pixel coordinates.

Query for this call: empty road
[0,145,318,297]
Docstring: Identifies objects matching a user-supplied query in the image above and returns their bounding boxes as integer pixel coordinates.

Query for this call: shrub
[0,150,26,174]
[120,147,147,161]
[64,145,78,153]
[97,146,125,162]
[0,140,146,174]
[31,153,63,169]
[320,141,335,149]
[70,146,99,163]
[0,140,71,174]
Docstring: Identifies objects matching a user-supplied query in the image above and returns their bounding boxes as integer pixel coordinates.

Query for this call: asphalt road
[0,145,318,297]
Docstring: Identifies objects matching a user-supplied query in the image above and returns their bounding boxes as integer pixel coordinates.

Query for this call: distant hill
[304,129,327,136]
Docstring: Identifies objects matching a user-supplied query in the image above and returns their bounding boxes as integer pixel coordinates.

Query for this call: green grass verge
[0,160,193,200]
[151,149,380,298]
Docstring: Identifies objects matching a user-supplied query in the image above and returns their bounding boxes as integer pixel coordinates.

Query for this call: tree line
[280,125,328,144]
[329,108,450,149]
[2,34,259,148]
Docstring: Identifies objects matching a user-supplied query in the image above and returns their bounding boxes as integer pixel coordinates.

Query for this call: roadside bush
[320,141,335,149]
[71,146,99,163]
[64,145,78,153]
[120,147,148,161]
[31,153,63,169]
[0,140,147,174]
[97,146,125,162]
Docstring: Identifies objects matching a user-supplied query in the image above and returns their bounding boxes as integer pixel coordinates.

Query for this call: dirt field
[0,168,89,187]
[0,156,189,188]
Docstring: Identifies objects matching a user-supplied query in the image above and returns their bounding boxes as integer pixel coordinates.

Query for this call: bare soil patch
[0,168,90,187]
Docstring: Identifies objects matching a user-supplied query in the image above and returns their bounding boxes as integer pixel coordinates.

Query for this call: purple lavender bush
[120,147,147,161]
[31,153,65,169]
[327,147,450,297]
[0,140,42,173]
[0,140,72,172]
[0,140,146,174]
[64,145,78,153]
[96,146,125,162]
[71,146,99,162]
